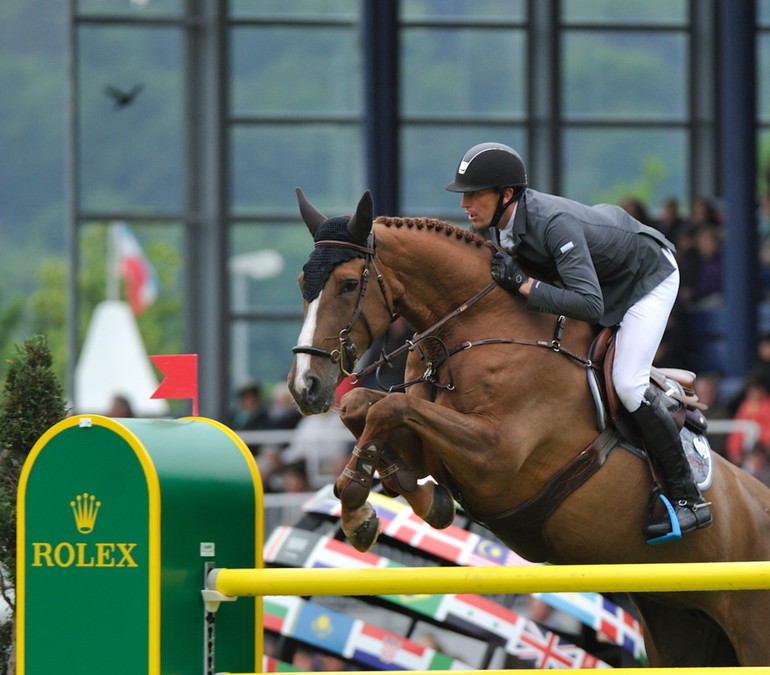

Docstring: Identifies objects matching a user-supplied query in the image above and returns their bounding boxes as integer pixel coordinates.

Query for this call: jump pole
[209,560,770,597]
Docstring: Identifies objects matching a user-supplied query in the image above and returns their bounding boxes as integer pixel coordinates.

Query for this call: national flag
[262,655,300,672]
[264,527,318,568]
[263,596,301,635]
[598,595,646,660]
[441,592,522,645]
[517,620,607,669]
[115,222,158,315]
[346,621,461,670]
[293,600,356,656]
[149,353,199,415]
[463,535,535,568]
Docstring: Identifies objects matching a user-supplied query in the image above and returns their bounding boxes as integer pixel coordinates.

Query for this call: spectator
[725,369,770,466]
[619,197,653,227]
[673,224,702,305]
[693,372,729,456]
[690,195,721,229]
[227,377,270,430]
[266,381,302,429]
[107,394,134,417]
[656,196,688,247]
[280,382,354,489]
[280,460,311,493]
[741,447,770,486]
[684,224,724,307]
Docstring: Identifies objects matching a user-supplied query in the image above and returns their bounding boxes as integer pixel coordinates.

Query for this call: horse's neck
[376,224,493,328]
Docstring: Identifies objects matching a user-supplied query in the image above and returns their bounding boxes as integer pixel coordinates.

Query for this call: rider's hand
[491,250,529,292]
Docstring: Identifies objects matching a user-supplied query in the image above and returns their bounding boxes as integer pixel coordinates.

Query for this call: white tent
[74,300,169,416]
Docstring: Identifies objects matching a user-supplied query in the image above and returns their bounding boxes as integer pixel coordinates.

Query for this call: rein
[355,311,594,392]
[293,230,593,387]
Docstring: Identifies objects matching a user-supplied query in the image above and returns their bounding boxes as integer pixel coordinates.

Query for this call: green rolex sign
[18,415,263,675]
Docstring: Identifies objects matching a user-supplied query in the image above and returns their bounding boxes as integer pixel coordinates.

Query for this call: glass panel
[760,34,770,124]
[78,26,182,212]
[562,0,687,24]
[562,127,687,214]
[230,0,359,19]
[230,125,365,216]
[563,31,688,120]
[402,28,525,116]
[229,318,305,403]
[228,221,318,393]
[401,126,526,219]
[400,0,525,21]
[77,0,182,15]
[761,0,770,26]
[229,223,312,312]
[231,26,361,115]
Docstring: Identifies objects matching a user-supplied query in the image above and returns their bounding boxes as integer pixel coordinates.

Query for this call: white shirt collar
[498,201,519,250]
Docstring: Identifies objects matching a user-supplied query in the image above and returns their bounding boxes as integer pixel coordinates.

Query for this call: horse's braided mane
[374,216,494,251]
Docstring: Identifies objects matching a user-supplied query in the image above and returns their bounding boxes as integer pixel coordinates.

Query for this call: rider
[445,141,712,542]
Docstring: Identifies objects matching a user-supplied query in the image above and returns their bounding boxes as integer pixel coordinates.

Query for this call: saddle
[587,326,708,438]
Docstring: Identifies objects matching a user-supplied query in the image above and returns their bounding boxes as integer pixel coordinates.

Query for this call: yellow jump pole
[210,560,770,598]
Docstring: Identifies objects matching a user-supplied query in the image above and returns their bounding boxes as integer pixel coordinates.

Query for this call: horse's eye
[340,278,359,295]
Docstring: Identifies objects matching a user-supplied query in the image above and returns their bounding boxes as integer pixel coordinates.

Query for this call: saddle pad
[682,427,713,491]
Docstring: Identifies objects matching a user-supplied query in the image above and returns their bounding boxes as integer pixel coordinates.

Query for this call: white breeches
[613,248,680,413]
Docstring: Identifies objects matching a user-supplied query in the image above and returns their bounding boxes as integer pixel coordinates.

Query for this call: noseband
[292,234,397,377]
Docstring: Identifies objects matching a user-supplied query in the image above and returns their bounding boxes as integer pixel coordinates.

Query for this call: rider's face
[460,189,498,230]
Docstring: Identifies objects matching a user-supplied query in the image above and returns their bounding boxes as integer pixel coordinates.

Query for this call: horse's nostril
[304,372,322,403]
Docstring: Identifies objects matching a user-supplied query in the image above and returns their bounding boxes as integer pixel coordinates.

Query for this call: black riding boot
[630,388,712,540]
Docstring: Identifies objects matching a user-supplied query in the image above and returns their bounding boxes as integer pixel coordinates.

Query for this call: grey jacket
[495,189,676,327]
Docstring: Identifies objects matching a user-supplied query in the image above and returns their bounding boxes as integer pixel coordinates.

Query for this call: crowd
[620,192,770,489]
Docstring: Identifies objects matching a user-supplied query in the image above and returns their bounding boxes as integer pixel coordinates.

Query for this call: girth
[461,427,622,563]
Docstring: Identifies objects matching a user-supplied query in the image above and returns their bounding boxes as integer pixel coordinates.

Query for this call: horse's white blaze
[293,291,322,392]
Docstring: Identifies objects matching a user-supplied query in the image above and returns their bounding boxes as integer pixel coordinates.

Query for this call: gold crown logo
[70,493,101,534]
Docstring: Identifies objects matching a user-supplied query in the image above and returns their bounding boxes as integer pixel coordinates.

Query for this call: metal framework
[67,0,757,418]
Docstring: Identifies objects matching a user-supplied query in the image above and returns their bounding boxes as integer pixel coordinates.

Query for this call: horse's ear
[296,187,327,236]
[347,190,373,243]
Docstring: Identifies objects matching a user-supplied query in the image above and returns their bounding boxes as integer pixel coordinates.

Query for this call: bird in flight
[103,83,144,108]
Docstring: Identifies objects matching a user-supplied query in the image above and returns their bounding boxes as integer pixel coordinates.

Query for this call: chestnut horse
[288,189,770,667]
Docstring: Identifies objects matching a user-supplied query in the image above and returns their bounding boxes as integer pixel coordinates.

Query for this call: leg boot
[630,388,712,540]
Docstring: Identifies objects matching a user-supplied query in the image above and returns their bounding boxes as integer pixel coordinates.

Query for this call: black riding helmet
[445,142,528,230]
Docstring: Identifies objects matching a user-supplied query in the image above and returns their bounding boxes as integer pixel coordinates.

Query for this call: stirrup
[645,492,682,545]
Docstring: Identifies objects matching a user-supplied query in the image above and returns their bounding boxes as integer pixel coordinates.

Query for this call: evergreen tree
[0,335,67,674]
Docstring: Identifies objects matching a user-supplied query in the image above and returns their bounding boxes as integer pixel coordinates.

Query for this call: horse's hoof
[343,503,381,552]
[423,482,456,529]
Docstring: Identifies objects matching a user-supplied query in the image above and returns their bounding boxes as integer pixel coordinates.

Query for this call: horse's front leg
[334,389,454,551]
[335,389,495,552]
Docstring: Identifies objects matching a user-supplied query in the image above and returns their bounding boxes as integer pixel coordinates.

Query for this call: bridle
[292,233,397,377]
[293,234,593,386]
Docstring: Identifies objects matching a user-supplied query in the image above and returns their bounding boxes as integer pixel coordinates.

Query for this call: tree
[0,335,68,674]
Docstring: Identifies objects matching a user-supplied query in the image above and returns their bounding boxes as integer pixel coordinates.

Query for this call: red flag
[150,354,198,416]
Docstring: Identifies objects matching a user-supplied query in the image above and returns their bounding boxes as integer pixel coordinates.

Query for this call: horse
[287,189,770,667]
